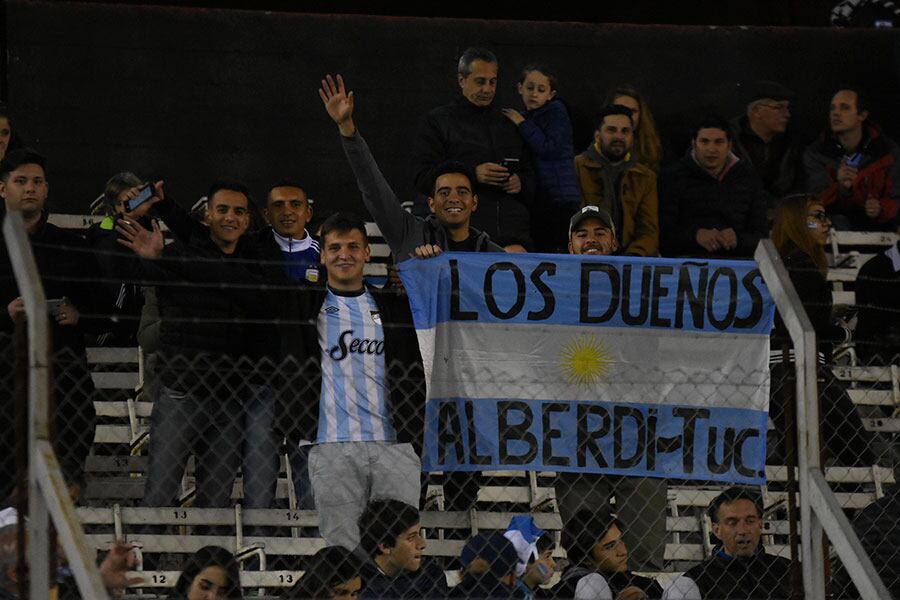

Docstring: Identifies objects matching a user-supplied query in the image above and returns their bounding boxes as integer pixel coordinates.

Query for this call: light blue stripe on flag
[399,252,775,335]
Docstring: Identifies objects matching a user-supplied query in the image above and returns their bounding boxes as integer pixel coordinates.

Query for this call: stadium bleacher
[16,214,895,596]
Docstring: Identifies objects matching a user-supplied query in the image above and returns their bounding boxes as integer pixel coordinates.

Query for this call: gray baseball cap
[568,205,614,237]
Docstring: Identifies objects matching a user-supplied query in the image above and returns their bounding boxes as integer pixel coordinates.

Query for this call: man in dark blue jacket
[358,499,448,599]
[662,487,794,599]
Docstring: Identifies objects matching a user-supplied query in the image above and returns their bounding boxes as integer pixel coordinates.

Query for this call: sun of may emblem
[560,335,613,386]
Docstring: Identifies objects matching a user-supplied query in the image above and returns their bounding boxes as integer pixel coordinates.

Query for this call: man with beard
[574,104,659,256]
[556,210,668,572]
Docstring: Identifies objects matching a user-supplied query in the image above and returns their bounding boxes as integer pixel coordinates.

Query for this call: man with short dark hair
[357,499,448,599]
[557,508,663,599]
[662,487,793,599]
[119,179,254,508]
[575,104,659,256]
[257,180,320,284]
[659,118,767,258]
[320,74,503,260]
[0,149,102,498]
[557,205,668,571]
[803,87,900,230]
[276,213,425,551]
[410,48,536,251]
[730,81,801,202]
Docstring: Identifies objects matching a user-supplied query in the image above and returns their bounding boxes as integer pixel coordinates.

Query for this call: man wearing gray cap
[567,205,619,256]
[556,205,668,572]
[730,81,802,201]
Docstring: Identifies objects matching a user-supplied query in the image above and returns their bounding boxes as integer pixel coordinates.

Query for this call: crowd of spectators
[0,42,899,599]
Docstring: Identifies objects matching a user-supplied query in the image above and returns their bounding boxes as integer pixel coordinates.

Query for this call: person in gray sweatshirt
[319,73,503,261]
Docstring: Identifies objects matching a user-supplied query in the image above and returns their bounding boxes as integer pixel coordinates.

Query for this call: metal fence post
[3,211,110,599]
[755,240,890,600]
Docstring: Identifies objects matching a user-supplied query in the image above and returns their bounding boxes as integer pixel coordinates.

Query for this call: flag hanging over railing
[399,253,776,485]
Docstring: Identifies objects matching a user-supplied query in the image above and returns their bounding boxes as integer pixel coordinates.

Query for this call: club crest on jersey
[370,311,382,324]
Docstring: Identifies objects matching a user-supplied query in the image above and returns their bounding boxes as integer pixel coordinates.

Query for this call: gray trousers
[309,441,421,551]
[142,384,242,508]
[556,473,668,571]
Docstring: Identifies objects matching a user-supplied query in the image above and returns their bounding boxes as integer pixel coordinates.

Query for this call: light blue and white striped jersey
[316,288,395,443]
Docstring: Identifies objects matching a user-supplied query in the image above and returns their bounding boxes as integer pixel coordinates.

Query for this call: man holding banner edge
[319,73,504,260]
[559,204,668,571]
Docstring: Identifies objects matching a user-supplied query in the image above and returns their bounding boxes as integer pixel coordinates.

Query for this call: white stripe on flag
[424,322,770,411]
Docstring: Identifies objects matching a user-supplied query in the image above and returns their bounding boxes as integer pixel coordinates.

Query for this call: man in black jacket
[730,81,801,204]
[0,149,103,498]
[120,181,253,508]
[659,118,768,259]
[357,499,448,600]
[411,47,536,251]
[662,487,794,599]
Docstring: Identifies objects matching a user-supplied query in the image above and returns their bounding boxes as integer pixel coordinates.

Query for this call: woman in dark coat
[770,193,874,466]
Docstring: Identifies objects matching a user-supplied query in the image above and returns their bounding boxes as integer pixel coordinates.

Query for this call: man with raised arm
[319,74,504,260]
[320,74,503,513]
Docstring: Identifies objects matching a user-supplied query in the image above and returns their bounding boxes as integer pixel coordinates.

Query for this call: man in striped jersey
[287,212,424,552]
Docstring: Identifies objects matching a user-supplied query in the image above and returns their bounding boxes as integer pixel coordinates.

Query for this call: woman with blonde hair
[604,85,664,172]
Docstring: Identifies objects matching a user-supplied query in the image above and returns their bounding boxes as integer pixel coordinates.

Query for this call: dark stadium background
[3,0,898,217]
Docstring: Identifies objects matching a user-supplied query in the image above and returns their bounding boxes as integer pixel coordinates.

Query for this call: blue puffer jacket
[517,99,582,203]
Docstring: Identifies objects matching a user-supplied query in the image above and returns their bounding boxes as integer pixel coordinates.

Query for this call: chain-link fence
[1,228,898,600]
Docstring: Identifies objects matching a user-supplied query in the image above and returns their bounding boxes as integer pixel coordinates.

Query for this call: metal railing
[755,239,890,600]
[3,211,110,600]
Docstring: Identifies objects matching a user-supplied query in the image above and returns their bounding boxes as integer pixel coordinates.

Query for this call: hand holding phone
[500,158,520,173]
[125,183,156,213]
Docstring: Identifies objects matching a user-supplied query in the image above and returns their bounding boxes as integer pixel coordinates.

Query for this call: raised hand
[319,74,356,136]
[116,218,164,259]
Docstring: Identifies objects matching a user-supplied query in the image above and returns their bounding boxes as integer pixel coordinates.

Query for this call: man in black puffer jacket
[659,118,768,259]
[662,487,797,599]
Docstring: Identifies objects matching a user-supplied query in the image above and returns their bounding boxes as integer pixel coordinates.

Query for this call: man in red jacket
[803,87,900,231]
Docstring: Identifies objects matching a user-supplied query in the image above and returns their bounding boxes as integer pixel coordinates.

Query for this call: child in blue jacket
[503,65,582,253]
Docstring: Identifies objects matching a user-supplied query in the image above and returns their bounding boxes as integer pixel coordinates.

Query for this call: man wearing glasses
[730,81,802,203]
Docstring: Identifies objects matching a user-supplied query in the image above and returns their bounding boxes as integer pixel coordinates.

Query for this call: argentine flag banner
[398,252,776,485]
